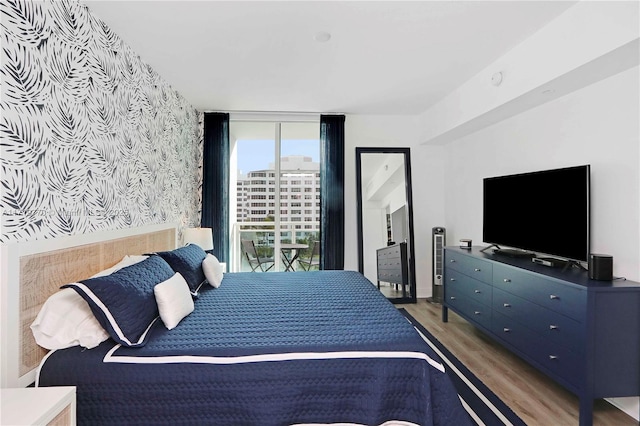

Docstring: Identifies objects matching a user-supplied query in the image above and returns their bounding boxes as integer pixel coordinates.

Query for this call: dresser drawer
[378,269,405,284]
[492,287,584,351]
[445,250,492,283]
[445,268,492,307]
[445,288,492,330]
[492,311,582,389]
[492,264,586,320]
[377,245,402,260]
[377,256,403,269]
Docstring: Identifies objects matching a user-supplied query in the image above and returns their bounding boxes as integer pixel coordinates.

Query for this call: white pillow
[91,255,149,278]
[154,272,194,330]
[31,255,150,350]
[202,253,224,288]
[31,288,110,350]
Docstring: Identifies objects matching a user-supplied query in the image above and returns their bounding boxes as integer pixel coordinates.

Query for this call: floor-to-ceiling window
[230,118,320,272]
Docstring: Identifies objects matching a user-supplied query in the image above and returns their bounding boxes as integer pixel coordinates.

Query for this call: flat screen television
[483,165,590,262]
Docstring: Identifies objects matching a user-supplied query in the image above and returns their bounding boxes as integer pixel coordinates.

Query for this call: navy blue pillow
[63,255,174,347]
[155,244,207,294]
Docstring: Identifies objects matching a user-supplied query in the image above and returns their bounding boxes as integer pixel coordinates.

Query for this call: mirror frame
[356,147,417,303]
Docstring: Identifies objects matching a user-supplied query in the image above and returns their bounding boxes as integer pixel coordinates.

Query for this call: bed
[5,225,469,425]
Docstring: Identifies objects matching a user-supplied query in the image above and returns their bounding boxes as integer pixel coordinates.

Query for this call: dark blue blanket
[38,271,469,425]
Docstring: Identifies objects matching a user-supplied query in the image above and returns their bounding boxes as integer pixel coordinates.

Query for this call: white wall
[418,0,639,145]
[361,204,386,283]
[385,184,407,220]
[345,115,447,298]
[345,3,639,301]
[443,66,639,282]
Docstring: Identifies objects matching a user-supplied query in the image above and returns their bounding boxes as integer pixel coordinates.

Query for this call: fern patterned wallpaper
[0,0,203,244]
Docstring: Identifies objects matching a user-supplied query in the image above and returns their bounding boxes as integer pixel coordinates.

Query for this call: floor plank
[397,299,638,426]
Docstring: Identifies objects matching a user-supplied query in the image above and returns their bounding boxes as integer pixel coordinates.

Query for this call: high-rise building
[236,156,320,239]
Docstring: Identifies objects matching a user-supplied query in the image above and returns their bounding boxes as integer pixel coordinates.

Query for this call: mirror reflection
[356,148,416,303]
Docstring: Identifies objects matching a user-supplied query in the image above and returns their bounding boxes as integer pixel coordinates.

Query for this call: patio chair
[241,240,274,272]
[297,241,320,271]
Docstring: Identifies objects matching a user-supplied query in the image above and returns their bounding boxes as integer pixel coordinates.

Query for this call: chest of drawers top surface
[445,246,639,291]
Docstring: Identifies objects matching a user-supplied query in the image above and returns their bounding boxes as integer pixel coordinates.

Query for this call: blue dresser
[376,242,408,294]
[442,247,640,426]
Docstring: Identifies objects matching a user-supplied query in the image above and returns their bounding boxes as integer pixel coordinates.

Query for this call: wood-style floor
[379,282,408,298]
[397,299,638,426]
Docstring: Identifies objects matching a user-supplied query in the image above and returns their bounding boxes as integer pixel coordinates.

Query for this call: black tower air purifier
[428,227,446,304]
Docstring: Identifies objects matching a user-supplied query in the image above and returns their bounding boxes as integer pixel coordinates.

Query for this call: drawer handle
[503,303,511,308]
[450,296,456,300]
[549,294,559,300]
[474,268,481,272]
[503,328,511,333]
[474,289,481,294]
[549,325,558,330]
[474,311,481,315]
[450,278,456,282]
[449,259,456,263]
[503,278,511,283]
[549,355,559,360]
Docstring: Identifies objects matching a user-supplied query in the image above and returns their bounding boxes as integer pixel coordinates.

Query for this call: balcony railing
[231,221,319,272]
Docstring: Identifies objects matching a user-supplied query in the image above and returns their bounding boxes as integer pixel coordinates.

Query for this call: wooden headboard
[0,223,177,388]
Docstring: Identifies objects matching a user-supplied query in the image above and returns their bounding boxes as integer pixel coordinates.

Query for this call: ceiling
[84,1,576,115]
[360,153,406,202]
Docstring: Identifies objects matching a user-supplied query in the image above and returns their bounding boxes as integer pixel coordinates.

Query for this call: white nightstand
[1,386,76,425]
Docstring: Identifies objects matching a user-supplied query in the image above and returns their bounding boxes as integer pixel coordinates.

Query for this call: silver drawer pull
[549,355,558,360]
[449,259,456,263]
[474,289,481,293]
[503,328,511,333]
[474,268,481,272]
[503,303,511,308]
[474,311,481,315]
[450,278,456,282]
[549,294,559,300]
[549,325,558,330]
[450,296,456,300]
[503,278,511,283]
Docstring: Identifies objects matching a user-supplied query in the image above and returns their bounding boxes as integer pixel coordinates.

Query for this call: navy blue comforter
[38,271,469,426]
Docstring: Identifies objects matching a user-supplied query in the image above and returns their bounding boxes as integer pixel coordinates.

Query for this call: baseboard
[606,397,640,421]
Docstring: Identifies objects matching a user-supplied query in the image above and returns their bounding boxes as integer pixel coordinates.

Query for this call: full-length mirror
[356,147,416,303]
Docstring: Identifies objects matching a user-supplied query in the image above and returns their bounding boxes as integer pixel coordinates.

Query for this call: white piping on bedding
[103,344,445,373]
[70,282,159,347]
[292,421,419,426]
[34,349,57,387]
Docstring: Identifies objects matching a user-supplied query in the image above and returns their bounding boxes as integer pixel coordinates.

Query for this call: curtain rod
[202,111,345,123]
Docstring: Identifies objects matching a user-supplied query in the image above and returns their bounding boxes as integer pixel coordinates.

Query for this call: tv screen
[483,165,590,262]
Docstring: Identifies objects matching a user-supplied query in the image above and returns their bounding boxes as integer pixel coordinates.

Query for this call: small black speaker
[589,254,613,281]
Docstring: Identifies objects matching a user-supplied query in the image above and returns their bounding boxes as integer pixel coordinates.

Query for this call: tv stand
[479,243,500,253]
[492,248,535,258]
[561,259,588,272]
[480,244,535,258]
[443,247,640,426]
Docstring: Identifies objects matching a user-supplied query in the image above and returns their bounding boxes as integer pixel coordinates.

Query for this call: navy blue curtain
[201,112,230,265]
[320,115,345,270]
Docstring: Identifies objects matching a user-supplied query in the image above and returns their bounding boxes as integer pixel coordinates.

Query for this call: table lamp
[183,227,214,251]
